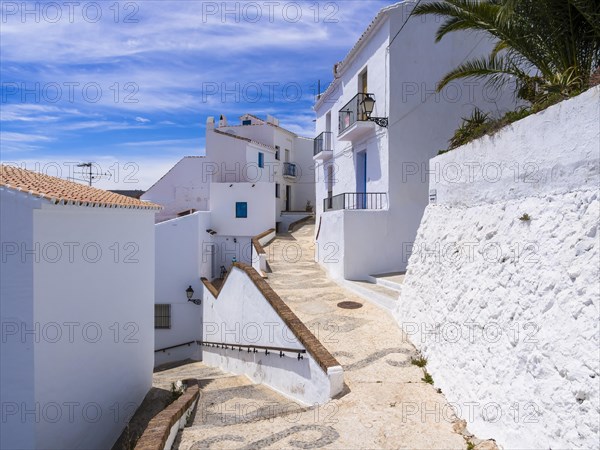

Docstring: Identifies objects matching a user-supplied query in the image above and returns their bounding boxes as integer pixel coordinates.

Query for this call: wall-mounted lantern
[361,94,388,128]
[186,286,201,305]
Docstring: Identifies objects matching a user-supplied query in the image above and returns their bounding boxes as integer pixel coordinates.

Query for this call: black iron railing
[155,341,196,353]
[314,131,333,156]
[283,162,297,177]
[199,340,306,360]
[339,93,374,134]
[323,192,387,211]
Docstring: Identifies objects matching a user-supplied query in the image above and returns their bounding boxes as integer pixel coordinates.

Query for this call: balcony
[283,162,297,178]
[313,131,333,160]
[338,93,377,141]
[323,192,388,212]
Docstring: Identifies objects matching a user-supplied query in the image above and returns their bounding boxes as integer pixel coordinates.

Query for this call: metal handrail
[323,192,388,211]
[314,131,333,156]
[198,340,306,359]
[155,341,196,353]
[283,162,297,177]
[339,93,374,134]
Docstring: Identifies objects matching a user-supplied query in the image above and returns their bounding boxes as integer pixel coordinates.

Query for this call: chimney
[219,114,227,127]
[266,114,279,126]
[206,116,215,130]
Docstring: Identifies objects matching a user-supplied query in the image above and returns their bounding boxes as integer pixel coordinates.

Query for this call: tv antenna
[70,163,110,186]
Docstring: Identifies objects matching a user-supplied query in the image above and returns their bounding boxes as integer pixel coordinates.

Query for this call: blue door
[356,151,367,208]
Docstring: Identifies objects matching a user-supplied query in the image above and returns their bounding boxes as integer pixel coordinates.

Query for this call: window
[155,304,171,329]
[236,202,248,218]
[258,152,264,168]
[360,68,368,93]
[275,145,280,161]
[275,183,280,198]
[242,119,252,125]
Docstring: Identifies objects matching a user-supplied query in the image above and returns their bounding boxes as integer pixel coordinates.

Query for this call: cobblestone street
[169,223,470,449]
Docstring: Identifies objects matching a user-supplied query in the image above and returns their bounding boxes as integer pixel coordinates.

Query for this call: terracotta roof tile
[0,164,161,210]
[213,129,276,151]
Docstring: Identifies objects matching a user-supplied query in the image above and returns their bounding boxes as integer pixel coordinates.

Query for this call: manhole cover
[337,301,363,309]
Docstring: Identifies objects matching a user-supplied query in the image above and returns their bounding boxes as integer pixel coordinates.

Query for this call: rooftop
[0,165,161,210]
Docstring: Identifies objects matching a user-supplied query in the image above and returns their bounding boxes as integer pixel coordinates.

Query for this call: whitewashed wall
[33,203,156,450]
[210,182,276,237]
[397,88,600,449]
[141,157,209,223]
[0,189,39,450]
[0,195,156,450]
[291,137,317,212]
[155,213,210,360]
[314,3,516,279]
[202,267,343,405]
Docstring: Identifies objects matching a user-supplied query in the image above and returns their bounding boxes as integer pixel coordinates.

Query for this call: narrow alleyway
[172,222,470,449]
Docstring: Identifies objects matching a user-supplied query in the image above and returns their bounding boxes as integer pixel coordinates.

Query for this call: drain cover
[337,301,363,309]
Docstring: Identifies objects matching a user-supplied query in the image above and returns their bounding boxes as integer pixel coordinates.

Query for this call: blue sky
[1,0,396,189]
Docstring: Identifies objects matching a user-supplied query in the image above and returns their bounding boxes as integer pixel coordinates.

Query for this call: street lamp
[186,286,201,305]
[360,94,388,128]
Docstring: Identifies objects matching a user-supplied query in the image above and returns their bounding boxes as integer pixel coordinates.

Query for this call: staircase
[341,272,405,313]
[366,272,405,293]
[157,362,308,449]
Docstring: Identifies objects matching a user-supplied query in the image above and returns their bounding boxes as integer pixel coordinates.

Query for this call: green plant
[466,441,476,450]
[411,356,428,368]
[412,0,600,106]
[170,382,183,401]
[446,106,533,150]
[422,371,434,385]
[448,109,491,150]
[519,213,531,221]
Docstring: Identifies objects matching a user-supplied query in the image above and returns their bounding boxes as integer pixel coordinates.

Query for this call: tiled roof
[0,165,161,210]
[213,129,277,151]
[239,113,265,123]
[222,121,300,137]
[315,1,404,109]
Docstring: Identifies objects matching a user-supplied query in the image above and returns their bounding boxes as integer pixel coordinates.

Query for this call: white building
[142,114,315,358]
[142,113,315,227]
[313,1,516,280]
[0,165,159,449]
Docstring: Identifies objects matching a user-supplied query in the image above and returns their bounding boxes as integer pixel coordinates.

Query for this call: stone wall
[397,87,599,448]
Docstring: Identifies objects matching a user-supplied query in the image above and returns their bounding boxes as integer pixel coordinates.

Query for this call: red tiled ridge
[0,165,161,210]
[203,263,340,372]
[134,379,199,450]
[252,228,275,256]
[213,129,276,151]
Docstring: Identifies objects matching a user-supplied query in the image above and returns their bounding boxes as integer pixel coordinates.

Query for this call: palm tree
[412,0,600,104]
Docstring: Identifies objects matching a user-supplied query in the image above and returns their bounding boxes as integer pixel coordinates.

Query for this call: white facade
[141,156,209,223]
[202,266,343,405]
[142,113,315,227]
[397,87,600,449]
[145,114,315,359]
[313,1,516,280]
[0,184,156,449]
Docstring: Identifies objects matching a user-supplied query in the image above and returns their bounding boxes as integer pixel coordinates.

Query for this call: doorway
[356,151,367,209]
[326,165,333,210]
[285,185,292,211]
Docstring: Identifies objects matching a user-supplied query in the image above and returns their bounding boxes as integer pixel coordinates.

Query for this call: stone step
[366,272,405,293]
[190,380,308,429]
[341,279,400,313]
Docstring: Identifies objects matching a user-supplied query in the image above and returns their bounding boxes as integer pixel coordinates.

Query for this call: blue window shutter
[258,152,264,168]
[236,202,248,218]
